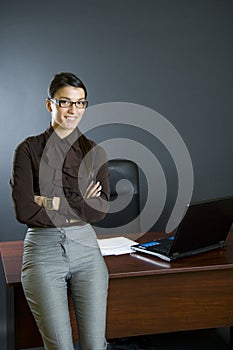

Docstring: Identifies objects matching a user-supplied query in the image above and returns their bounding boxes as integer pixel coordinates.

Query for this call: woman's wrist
[34,195,60,211]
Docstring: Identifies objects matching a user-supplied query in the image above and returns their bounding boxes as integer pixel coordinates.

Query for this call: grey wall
[0,0,233,346]
[1,0,232,241]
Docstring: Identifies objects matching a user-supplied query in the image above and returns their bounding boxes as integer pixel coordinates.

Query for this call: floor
[26,328,231,349]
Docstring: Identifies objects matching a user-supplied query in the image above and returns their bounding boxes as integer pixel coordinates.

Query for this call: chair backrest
[94,159,141,235]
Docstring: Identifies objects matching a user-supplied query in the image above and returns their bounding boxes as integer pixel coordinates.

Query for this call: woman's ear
[46,98,53,112]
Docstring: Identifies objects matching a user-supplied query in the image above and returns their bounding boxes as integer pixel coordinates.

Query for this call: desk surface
[1,228,233,349]
[1,228,233,286]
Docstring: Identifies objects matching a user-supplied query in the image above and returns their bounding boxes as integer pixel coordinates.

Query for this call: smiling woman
[47,87,86,136]
[46,73,88,138]
[10,72,110,350]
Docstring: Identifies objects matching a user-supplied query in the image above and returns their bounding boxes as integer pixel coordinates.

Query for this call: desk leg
[6,287,15,350]
[230,326,233,350]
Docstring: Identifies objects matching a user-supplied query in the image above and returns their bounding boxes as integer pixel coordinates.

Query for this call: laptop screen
[171,195,233,254]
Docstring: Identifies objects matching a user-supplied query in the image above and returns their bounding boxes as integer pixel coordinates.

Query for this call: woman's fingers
[84,181,102,199]
[34,195,43,206]
[84,181,94,198]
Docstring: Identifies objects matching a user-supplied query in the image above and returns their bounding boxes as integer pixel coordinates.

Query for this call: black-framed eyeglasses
[49,98,88,109]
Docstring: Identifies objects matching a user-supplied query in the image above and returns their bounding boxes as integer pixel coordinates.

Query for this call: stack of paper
[97,236,137,256]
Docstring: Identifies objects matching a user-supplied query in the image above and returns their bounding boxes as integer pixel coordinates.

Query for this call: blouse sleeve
[10,141,67,228]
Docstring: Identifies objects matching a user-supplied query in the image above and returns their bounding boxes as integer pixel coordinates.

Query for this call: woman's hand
[84,181,102,199]
[34,195,46,206]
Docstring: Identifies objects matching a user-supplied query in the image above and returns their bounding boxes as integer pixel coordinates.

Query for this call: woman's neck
[52,125,75,139]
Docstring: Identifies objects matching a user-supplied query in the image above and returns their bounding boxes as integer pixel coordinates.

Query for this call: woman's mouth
[65,116,77,121]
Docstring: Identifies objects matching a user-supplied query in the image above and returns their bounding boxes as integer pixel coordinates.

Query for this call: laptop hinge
[219,240,226,248]
[172,252,179,257]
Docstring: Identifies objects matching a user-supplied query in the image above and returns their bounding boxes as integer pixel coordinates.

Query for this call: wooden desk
[1,229,233,350]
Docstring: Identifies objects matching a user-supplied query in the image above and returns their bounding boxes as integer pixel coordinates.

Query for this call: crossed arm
[34,181,102,210]
[11,141,110,227]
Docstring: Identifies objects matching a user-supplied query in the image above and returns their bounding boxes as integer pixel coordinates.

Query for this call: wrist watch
[44,197,54,210]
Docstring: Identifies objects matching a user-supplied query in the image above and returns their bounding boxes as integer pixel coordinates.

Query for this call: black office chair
[94,159,141,236]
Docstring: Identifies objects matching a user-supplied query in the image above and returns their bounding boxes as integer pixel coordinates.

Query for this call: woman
[10,72,110,350]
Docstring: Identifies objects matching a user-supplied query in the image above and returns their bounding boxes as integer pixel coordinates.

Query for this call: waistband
[27,223,89,234]
[28,219,86,230]
[25,224,98,248]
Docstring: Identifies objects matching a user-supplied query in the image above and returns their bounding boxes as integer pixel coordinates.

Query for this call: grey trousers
[21,224,109,350]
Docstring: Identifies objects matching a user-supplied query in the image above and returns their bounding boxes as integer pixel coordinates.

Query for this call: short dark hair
[48,72,87,98]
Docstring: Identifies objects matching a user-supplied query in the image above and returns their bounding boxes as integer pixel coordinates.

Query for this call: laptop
[131,195,233,262]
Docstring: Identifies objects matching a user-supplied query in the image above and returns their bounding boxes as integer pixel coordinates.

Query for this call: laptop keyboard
[147,238,173,255]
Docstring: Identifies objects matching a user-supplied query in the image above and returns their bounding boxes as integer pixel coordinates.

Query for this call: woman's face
[46,86,86,136]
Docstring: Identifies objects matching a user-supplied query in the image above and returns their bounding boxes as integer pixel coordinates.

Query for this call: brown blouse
[10,126,110,228]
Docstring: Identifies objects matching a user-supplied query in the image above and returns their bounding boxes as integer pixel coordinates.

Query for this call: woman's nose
[68,103,77,113]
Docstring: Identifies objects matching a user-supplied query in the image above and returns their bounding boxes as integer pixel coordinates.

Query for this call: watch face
[45,198,54,210]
